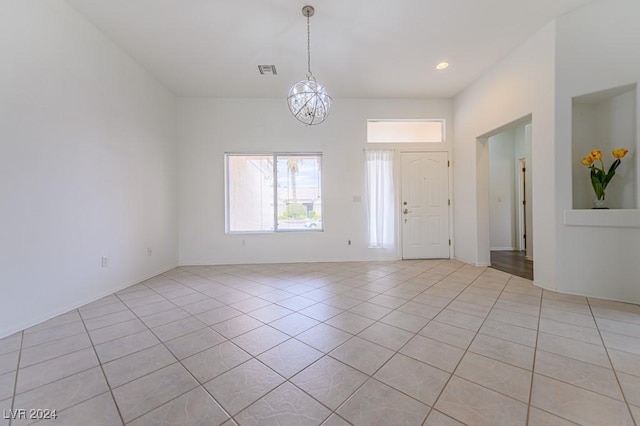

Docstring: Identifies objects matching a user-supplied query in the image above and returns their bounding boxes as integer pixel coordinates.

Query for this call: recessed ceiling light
[436,62,449,70]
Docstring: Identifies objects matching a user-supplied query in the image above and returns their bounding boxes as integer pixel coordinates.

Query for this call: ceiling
[66,0,593,99]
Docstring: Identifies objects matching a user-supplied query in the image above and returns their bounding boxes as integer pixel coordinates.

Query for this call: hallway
[490,250,533,281]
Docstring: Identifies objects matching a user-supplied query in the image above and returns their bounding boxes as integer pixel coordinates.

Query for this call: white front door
[401,152,450,259]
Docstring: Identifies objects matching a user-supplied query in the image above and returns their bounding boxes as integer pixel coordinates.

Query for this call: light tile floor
[1,260,639,425]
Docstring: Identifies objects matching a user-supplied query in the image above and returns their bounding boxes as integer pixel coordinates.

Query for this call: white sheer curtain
[366,150,395,248]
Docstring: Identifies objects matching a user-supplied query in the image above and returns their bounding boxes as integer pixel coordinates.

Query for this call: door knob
[403,208,411,214]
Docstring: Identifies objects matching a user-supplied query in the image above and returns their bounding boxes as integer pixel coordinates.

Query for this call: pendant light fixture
[287,5,332,125]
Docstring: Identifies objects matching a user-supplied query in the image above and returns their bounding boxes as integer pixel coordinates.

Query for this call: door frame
[516,158,527,252]
[398,150,452,260]
[476,114,532,266]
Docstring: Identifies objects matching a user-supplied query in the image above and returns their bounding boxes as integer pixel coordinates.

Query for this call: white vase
[593,198,608,209]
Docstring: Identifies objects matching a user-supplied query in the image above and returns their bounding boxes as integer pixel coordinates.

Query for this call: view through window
[226,153,322,232]
[367,119,445,143]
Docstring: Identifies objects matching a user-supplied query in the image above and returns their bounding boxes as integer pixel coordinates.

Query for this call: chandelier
[287,5,332,125]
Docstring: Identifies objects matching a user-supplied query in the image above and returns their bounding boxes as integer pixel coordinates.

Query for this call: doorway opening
[483,117,533,280]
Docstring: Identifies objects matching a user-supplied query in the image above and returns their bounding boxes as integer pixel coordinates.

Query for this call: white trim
[516,158,526,251]
[0,265,178,340]
[367,119,446,143]
[224,152,324,234]
[454,256,490,267]
[533,280,638,305]
[491,247,516,251]
[178,256,402,267]
[399,151,451,260]
[563,209,640,227]
[532,280,554,290]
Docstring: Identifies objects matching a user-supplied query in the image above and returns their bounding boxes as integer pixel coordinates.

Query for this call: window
[367,119,445,143]
[226,153,322,232]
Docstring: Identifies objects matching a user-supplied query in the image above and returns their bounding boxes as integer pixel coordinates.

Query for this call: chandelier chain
[306,14,312,77]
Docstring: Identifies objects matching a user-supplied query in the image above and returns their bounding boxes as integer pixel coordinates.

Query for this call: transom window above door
[367,119,445,143]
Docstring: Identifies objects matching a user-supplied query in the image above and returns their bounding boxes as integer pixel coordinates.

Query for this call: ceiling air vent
[258,65,277,75]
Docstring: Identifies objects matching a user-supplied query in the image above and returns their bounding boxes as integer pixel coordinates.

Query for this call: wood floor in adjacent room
[1,260,639,425]
[490,250,534,281]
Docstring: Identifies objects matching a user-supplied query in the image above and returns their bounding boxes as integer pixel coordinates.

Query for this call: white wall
[452,23,556,288]
[178,98,453,265]
[489,130,516,250]
[0,0,178,338]
[555,0,640,303]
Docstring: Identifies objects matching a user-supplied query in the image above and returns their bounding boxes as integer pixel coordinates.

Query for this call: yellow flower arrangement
[613,148,629,159]
[581,148,629,201]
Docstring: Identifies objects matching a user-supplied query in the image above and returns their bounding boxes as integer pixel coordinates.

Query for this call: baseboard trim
[453,256,490,267]
[0,264,178,340]
[178,256,403,266]
[535,284,639,305]
[532,280,555,291]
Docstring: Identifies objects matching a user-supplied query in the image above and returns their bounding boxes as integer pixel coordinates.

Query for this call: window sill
[563,209,640,228]
[226,229,324,234]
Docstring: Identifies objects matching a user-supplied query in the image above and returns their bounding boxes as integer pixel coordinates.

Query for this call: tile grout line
[181,264,396,426]
[586,297,638,426]
[230,355,335,424]
[10,318,132,424]
[9,271,412,396]
[537,298,640,351]
[18,329,88,353]
[247,270,429,421]
[109,291,234,425]
[424,271,518,425]
[131,267,333,414]
[524,286,544,425]
[28,301,540,426]
[77,308,127,426]
[327,266,462,400]
[240,262,433,424]
[370,266,486,425]
[318,262,474,425]
[224,260,454,426]
[218,260,449,425]
[144,271,306,333]
[18,324,152,372]
[9,260,618,425]
[7,331,23,426]
[523,294,637,426]
[114,269,323,389]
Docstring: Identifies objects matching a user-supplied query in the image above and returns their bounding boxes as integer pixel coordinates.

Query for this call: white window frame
[367,119,446,143]
[224,152,323,234]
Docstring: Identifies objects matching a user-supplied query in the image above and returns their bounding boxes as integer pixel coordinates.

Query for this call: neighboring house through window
[226,153,323,232]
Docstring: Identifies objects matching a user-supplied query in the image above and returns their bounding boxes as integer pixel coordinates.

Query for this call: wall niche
[572,84,637,209]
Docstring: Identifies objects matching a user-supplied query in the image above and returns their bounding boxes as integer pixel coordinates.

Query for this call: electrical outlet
[241,239,246,246]
[147,247,152,256]
[101,256,108,268]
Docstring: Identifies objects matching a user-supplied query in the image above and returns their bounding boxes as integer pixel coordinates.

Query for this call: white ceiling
[66,0,593,98]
